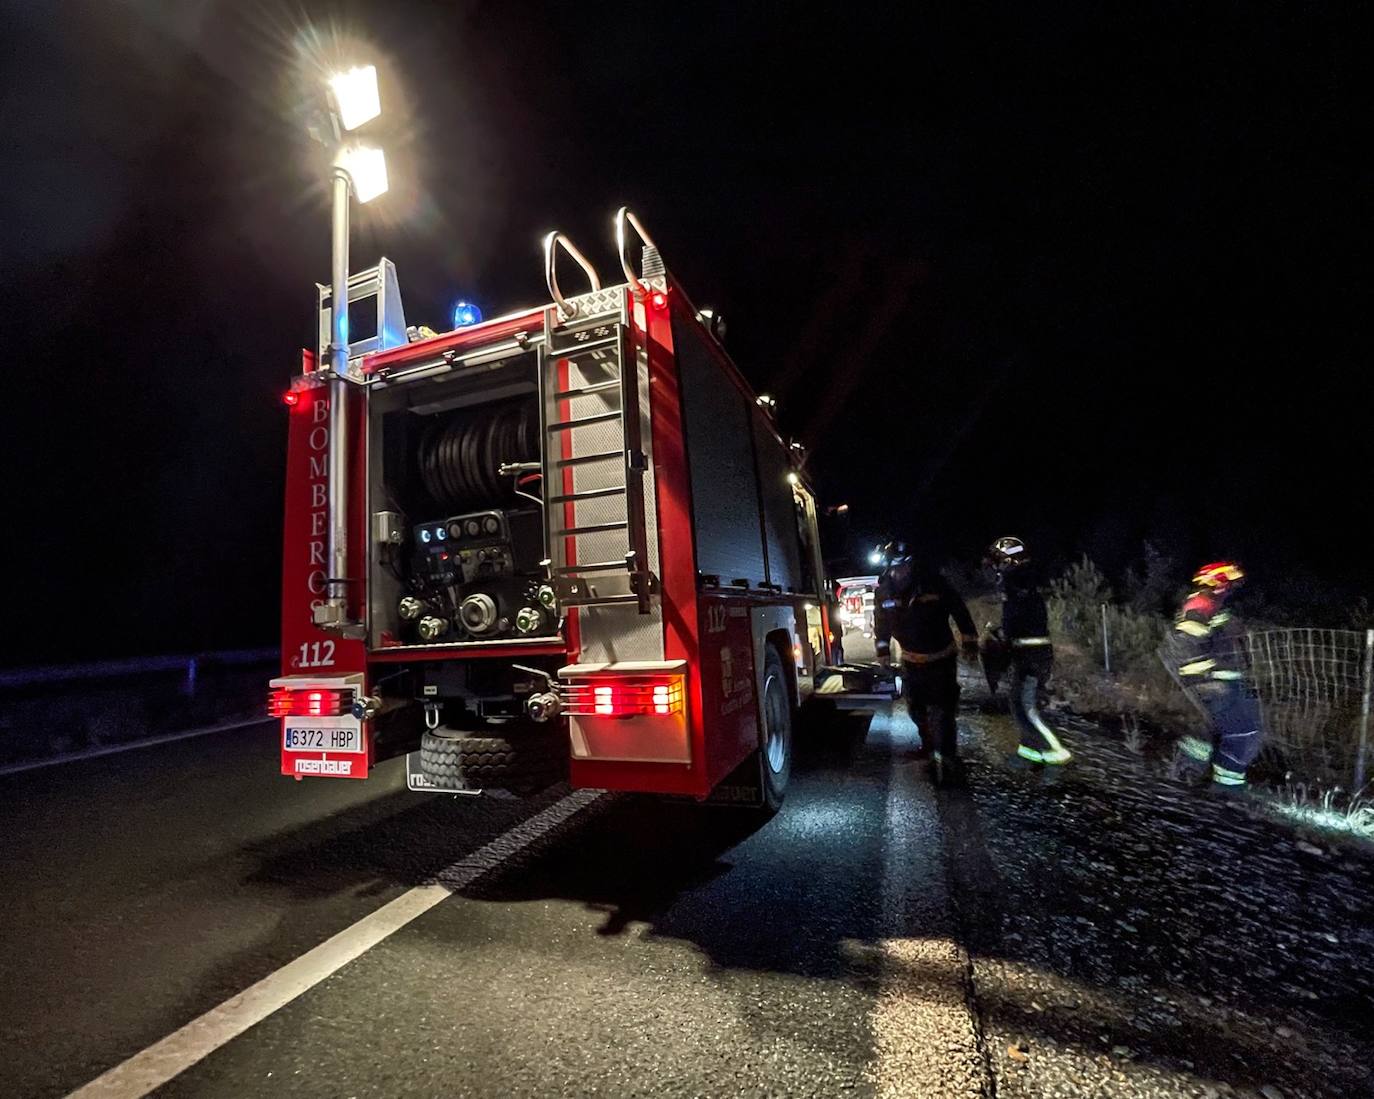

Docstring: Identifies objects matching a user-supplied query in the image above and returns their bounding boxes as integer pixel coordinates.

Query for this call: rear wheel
[759,644,795,811]
[420,727,565,794]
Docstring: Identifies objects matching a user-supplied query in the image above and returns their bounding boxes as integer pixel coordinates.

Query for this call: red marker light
[283,390,301,407]
[650,291,668,311]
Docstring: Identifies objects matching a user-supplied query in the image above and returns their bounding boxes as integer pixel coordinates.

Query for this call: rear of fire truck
[270,209,835,810]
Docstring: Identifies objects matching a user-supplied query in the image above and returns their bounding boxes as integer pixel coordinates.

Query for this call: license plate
[283,716,364,754]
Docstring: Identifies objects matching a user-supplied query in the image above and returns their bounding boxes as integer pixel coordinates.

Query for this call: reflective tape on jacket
[900,642,958,665]
[1011,636,1052,648]
[1175,619,1212,638]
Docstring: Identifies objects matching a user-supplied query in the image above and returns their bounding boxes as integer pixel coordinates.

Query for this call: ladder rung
[554,450,622,468]
[548,410,622,431]
[556,521,628,537]
[548,485,626,504]
[555,379,620,399]
[556,561,629,574]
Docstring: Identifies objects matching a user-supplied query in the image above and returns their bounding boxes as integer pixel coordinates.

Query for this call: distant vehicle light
[452,300,483,328]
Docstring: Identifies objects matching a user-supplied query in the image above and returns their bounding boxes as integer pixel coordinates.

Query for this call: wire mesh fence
[1159,627,1374,787]
[1243,628,1373,788]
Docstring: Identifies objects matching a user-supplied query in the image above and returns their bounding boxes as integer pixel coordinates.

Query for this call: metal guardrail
[0,649,279,690]
[0,649,281,769]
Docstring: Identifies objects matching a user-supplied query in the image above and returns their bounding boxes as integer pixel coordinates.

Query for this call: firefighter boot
[1208,763,1251,799]
[1174,735,1213,785]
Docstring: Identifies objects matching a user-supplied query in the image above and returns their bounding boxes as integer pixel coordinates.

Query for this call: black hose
[418,398,538,512]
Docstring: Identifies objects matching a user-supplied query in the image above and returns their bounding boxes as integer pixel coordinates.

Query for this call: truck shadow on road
[237,702,1374,1097]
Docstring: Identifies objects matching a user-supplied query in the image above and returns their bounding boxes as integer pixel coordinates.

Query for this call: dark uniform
[873,548,977,762]
[987,537,1072,765]
[1168,563,1259,788]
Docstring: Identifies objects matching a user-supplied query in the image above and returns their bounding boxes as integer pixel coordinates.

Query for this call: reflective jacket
[874,571,977,663]
[1171,589,1246,683]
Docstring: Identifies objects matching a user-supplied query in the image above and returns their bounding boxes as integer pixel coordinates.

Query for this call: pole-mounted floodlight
[314,60,386,633]
[336,143,389,204]
[327,64,381,131]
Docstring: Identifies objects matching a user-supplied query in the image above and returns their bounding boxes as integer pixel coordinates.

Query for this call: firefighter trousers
[1010,650,1068,757]
[902,655,960,756]
[1199,681,1263,775]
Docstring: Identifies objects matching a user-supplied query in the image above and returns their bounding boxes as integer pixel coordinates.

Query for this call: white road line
[869,711,989,1098]
[66,787,604,1099]
[0,718,275,777]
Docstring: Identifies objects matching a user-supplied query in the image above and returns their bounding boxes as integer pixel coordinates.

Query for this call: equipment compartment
[367,353,559,649]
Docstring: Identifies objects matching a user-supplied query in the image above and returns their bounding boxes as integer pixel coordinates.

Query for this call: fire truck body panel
[273,216,830,804]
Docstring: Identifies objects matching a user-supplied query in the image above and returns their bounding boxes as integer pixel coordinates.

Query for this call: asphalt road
[2,643,1372,1099]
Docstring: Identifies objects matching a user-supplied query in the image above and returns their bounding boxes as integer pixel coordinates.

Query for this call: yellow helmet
[1192,561,1245,590]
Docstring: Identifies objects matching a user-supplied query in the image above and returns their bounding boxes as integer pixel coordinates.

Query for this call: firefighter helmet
[987,536,1028,571]
[877,540,912,567]
[1192,561,1245,591]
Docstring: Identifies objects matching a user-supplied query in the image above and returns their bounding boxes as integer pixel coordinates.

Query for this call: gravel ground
[941,694,1374,1099]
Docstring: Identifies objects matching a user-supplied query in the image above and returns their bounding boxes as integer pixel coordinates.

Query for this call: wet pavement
[1,654,1371,1098]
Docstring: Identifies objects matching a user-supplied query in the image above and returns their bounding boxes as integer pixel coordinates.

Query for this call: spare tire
[420,727,566,794]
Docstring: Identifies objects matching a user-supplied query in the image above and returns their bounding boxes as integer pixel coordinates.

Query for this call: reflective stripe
[1011,636,1052,648]
[1210,670,1243,681]
[1175,620,1211,638]
[1212,764,1247,786]
[880,600,897,609]
[900,642,958,665]
[1017,743,1072,765]
[1179,658,1216,676]
[1028,712,1067,756]
[1209,611,1231,627]
[1179,736,1212,762]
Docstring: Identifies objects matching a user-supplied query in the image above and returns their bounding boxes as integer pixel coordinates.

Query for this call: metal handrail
[614,207,658,297]
[542,231,602,319]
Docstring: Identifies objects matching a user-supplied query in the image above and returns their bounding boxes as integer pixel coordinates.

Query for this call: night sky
[1,1,1368,665]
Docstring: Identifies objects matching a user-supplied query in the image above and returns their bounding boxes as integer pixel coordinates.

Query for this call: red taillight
[650,291,668,311]
[563,675,685,718]
[269,688,353,718]
[283,389,301,407]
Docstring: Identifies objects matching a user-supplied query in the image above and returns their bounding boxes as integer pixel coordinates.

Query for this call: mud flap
[705,749,767,807]
[404,751,485,796]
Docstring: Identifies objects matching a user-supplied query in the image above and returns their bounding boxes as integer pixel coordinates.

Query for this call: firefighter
[986,537,1073,766]
[873,541,979,781]
[1169,562,1259,792]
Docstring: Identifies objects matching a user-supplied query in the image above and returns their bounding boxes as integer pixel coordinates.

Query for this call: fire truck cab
[271,208,836,810]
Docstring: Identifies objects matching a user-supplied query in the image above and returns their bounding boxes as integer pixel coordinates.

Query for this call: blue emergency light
[452,300,483,328]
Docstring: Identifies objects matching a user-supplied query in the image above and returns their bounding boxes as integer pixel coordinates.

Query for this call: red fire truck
[270,209,836,810]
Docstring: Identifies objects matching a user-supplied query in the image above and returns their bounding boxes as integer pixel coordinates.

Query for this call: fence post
[1356,629,1373,791]
[1101,602,1111,674]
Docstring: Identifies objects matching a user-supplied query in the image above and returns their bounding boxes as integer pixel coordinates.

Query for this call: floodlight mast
[315,63,385,634]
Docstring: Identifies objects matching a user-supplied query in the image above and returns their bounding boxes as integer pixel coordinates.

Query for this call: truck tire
[759,644,795,811]
[420,727,565,794]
